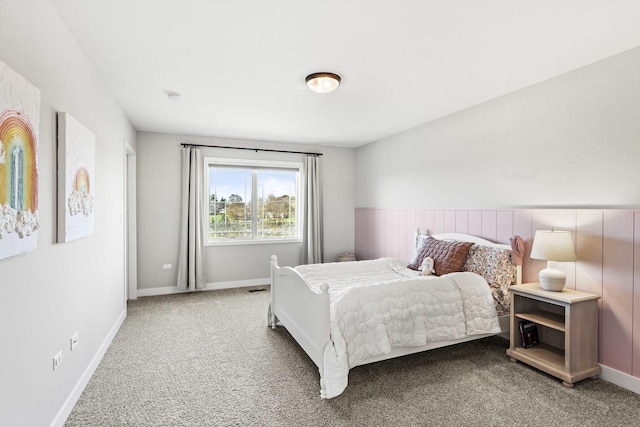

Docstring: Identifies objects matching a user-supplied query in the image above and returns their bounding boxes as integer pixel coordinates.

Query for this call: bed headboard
[415,229,522,285]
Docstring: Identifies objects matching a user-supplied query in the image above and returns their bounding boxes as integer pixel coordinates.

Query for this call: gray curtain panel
[177,146,206,289]
[301,155,323,264]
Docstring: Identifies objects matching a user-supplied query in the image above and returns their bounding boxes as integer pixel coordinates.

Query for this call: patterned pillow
[462,245,517,288]
[408,237,474,276]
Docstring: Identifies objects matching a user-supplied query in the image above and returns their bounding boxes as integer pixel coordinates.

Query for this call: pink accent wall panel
[496,210,514,245]
[432,210,443,234]
[634,212,640,377]
[423,210,435,235]
[455,210,469,234]
[481,210,498,242]
[354,207,640,379]
[601,211,634,373]
[444,210,456,233]
[576,210,604,360]
[468,210,482,238]
[512,210,533,283]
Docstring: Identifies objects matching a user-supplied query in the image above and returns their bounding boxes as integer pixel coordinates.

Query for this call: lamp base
[539,268,566,291]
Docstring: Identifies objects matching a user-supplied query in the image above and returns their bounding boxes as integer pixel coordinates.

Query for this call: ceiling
[49,0,640,148]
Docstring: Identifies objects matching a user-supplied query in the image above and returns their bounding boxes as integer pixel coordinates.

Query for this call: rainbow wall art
[57,112,95,242]
[0,61,41,260]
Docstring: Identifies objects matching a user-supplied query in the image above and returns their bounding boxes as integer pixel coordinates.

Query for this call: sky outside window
[210,168,296,201]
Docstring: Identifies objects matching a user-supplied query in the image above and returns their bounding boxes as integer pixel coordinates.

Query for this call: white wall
[0,1,135,426]
[356,46,640,209]
[136,131,355,292]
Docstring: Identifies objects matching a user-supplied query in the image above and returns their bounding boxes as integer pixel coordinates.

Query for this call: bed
[268,232,522,398]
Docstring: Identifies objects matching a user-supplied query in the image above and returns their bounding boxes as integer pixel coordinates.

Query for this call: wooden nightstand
[506,282,601,387]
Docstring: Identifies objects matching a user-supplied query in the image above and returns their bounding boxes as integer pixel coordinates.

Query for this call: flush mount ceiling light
[305,72,341,94]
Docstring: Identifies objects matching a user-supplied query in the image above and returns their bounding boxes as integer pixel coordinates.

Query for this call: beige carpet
[65,287,640,426]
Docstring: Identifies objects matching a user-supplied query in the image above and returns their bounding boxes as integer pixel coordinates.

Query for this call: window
[205,158,302,244]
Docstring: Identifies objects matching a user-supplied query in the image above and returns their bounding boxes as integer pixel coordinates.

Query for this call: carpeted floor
[65,287,640,426]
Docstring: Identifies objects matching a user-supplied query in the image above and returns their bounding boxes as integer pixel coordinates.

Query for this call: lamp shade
[530,230,576,291]
[530,230,577,262]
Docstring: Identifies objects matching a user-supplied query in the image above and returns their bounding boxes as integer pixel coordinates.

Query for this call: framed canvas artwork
[57,112,95,242]
[0,60,41,260]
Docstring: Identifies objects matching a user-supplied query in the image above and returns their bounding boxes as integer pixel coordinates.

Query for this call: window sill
[206,239,303,247]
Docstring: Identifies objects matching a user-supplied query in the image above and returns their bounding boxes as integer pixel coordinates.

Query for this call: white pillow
[408,234,428,265]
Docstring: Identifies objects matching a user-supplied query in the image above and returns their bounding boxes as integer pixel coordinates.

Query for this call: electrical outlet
[162,264,172,270]
[53,351,62,371]
[70,332,78,351]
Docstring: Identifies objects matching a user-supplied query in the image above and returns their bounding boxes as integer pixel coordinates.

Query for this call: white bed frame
[268,232,522,396]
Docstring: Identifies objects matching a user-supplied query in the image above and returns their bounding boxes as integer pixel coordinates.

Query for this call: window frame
[204,157,304,246]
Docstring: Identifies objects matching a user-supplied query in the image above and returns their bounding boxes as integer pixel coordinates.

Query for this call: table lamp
[530,230,577,291]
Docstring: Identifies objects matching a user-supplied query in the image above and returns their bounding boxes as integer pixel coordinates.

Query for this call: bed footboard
[270,255,331,371]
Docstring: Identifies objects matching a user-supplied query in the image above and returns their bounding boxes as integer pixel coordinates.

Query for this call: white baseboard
[599,364,640,395]
[51,308,127,427]
[136,278,270,297]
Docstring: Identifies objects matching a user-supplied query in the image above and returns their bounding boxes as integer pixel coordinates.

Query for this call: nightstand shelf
[506,282,601,387]
[515,311,565,331]
[509,344,565,375]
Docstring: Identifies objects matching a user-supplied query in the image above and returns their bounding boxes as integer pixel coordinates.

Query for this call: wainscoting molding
[355,208,640,390]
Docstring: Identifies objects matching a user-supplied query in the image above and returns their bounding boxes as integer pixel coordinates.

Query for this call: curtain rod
[180,143,322,156]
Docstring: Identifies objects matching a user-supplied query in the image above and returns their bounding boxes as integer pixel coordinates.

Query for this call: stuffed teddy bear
[420,256,436,276]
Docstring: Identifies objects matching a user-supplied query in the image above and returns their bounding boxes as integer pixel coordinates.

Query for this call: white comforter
[295,258,500,398]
